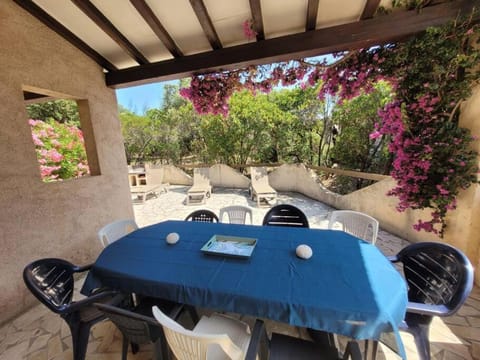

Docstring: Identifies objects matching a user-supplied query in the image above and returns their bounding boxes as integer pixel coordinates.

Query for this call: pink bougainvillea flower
[242,19,257,40]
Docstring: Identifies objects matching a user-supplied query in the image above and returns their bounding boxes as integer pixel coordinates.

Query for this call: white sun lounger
[250,167,277,207]
[186,167,212,205]
[144,163,169,193]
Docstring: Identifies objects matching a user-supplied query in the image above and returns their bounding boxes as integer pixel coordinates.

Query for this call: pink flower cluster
[242,20,257,41]
[375,94,470,235]
[180,73,239,116]
[28,118,90,182]
[317,51,388,103]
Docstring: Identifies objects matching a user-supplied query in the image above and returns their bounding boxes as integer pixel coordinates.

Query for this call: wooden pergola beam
[306,0,320,31]
[249,0,265,41]
[361,0,381,19]
[106,0,479,88]
[71,0,149,65]
[12,0,117,71]
[189,0,222,50]
[130,0,183,58]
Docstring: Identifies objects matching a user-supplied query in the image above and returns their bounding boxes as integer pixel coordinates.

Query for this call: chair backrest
[95,303,162,345]
[262,204,309,228]
[250,167,270,186]
[98,219,138,247]
[396,242,474,316]
[23,258,76,314]
[185,210,219,223]
[145,163,165,185]
[328,210,379,244]
[193,167,211,186]
[152,306,244,360]
[219,205,252,225]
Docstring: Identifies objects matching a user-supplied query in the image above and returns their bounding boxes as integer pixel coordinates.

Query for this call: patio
[2,186,479,360]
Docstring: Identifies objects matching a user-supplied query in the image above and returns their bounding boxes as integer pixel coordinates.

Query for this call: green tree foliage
[329,82,393,192]
[26,99,80,125]
[199,91,281,164]
[269,86,332,165]
[119,80,394,184]
[119,108,156,164]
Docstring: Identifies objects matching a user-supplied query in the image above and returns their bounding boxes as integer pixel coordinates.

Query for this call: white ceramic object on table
[296,244,313,259]
[166,232,180,244]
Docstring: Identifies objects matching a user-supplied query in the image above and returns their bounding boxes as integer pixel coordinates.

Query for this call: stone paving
[1,186,479,359]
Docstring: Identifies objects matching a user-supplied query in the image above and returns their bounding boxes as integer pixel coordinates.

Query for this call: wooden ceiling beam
[361,0,381,19]
[106,0,479,88]
[12,0,117,71]
[71,0,149,65]
[306,0,320,31]
[249,0,265,41]
[189,0,222,50]
[130,0,183,58]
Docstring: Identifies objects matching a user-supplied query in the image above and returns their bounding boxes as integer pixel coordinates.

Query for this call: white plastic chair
[152,306,260,360]
[328,210,379,245]
[219,205,253,225]
[97,219,138,248]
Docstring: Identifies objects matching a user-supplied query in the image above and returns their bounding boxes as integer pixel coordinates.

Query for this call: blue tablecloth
[82,220,407,357]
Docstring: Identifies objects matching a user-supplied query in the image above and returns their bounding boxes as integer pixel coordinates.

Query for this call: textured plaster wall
[0,2,134,325]
[449,85,480,283]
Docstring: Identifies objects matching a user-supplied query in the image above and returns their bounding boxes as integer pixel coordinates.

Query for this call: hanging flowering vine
[180,13,480,236]
[316,16,480,236]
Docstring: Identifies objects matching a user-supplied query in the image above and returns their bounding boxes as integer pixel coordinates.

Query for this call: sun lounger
[130,184,163,203]
[186,168,212,205]
[145,163,169,193]
[250,167,277,207]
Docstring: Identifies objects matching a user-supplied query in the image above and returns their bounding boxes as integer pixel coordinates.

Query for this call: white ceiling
[31,0,388,70]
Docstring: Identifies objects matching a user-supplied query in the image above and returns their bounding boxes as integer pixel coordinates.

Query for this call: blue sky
[116,81,177,114]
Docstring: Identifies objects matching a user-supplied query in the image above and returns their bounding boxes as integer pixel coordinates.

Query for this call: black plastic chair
[269,332,362,360]
[184,209,219,222]
[95,299,187,360]
[262,204,309,228]
[23,258,124,360]
[389,242,474,360]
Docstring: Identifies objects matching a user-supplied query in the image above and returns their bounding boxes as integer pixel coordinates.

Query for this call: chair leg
[409,323,431,360]
[371,340,378,360]
[131,342,140,354]
[153,336,171,360]
[121,335,129,360]
[68,321,91,360]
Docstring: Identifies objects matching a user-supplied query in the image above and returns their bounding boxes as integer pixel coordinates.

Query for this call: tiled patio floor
[2,186,479,359]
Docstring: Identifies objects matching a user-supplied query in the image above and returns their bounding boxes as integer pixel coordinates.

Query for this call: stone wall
[0,3,134,325]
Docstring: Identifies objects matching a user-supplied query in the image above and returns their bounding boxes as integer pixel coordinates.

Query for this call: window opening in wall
[23,87,98,182]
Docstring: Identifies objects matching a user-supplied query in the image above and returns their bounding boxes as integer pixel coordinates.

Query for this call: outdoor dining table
[81,220,408,358]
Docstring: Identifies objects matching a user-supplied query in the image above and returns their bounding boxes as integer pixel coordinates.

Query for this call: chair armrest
[406,301,450,316]
[66,290,123,313]
[245,319,268,360]
[73,263,94,273]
